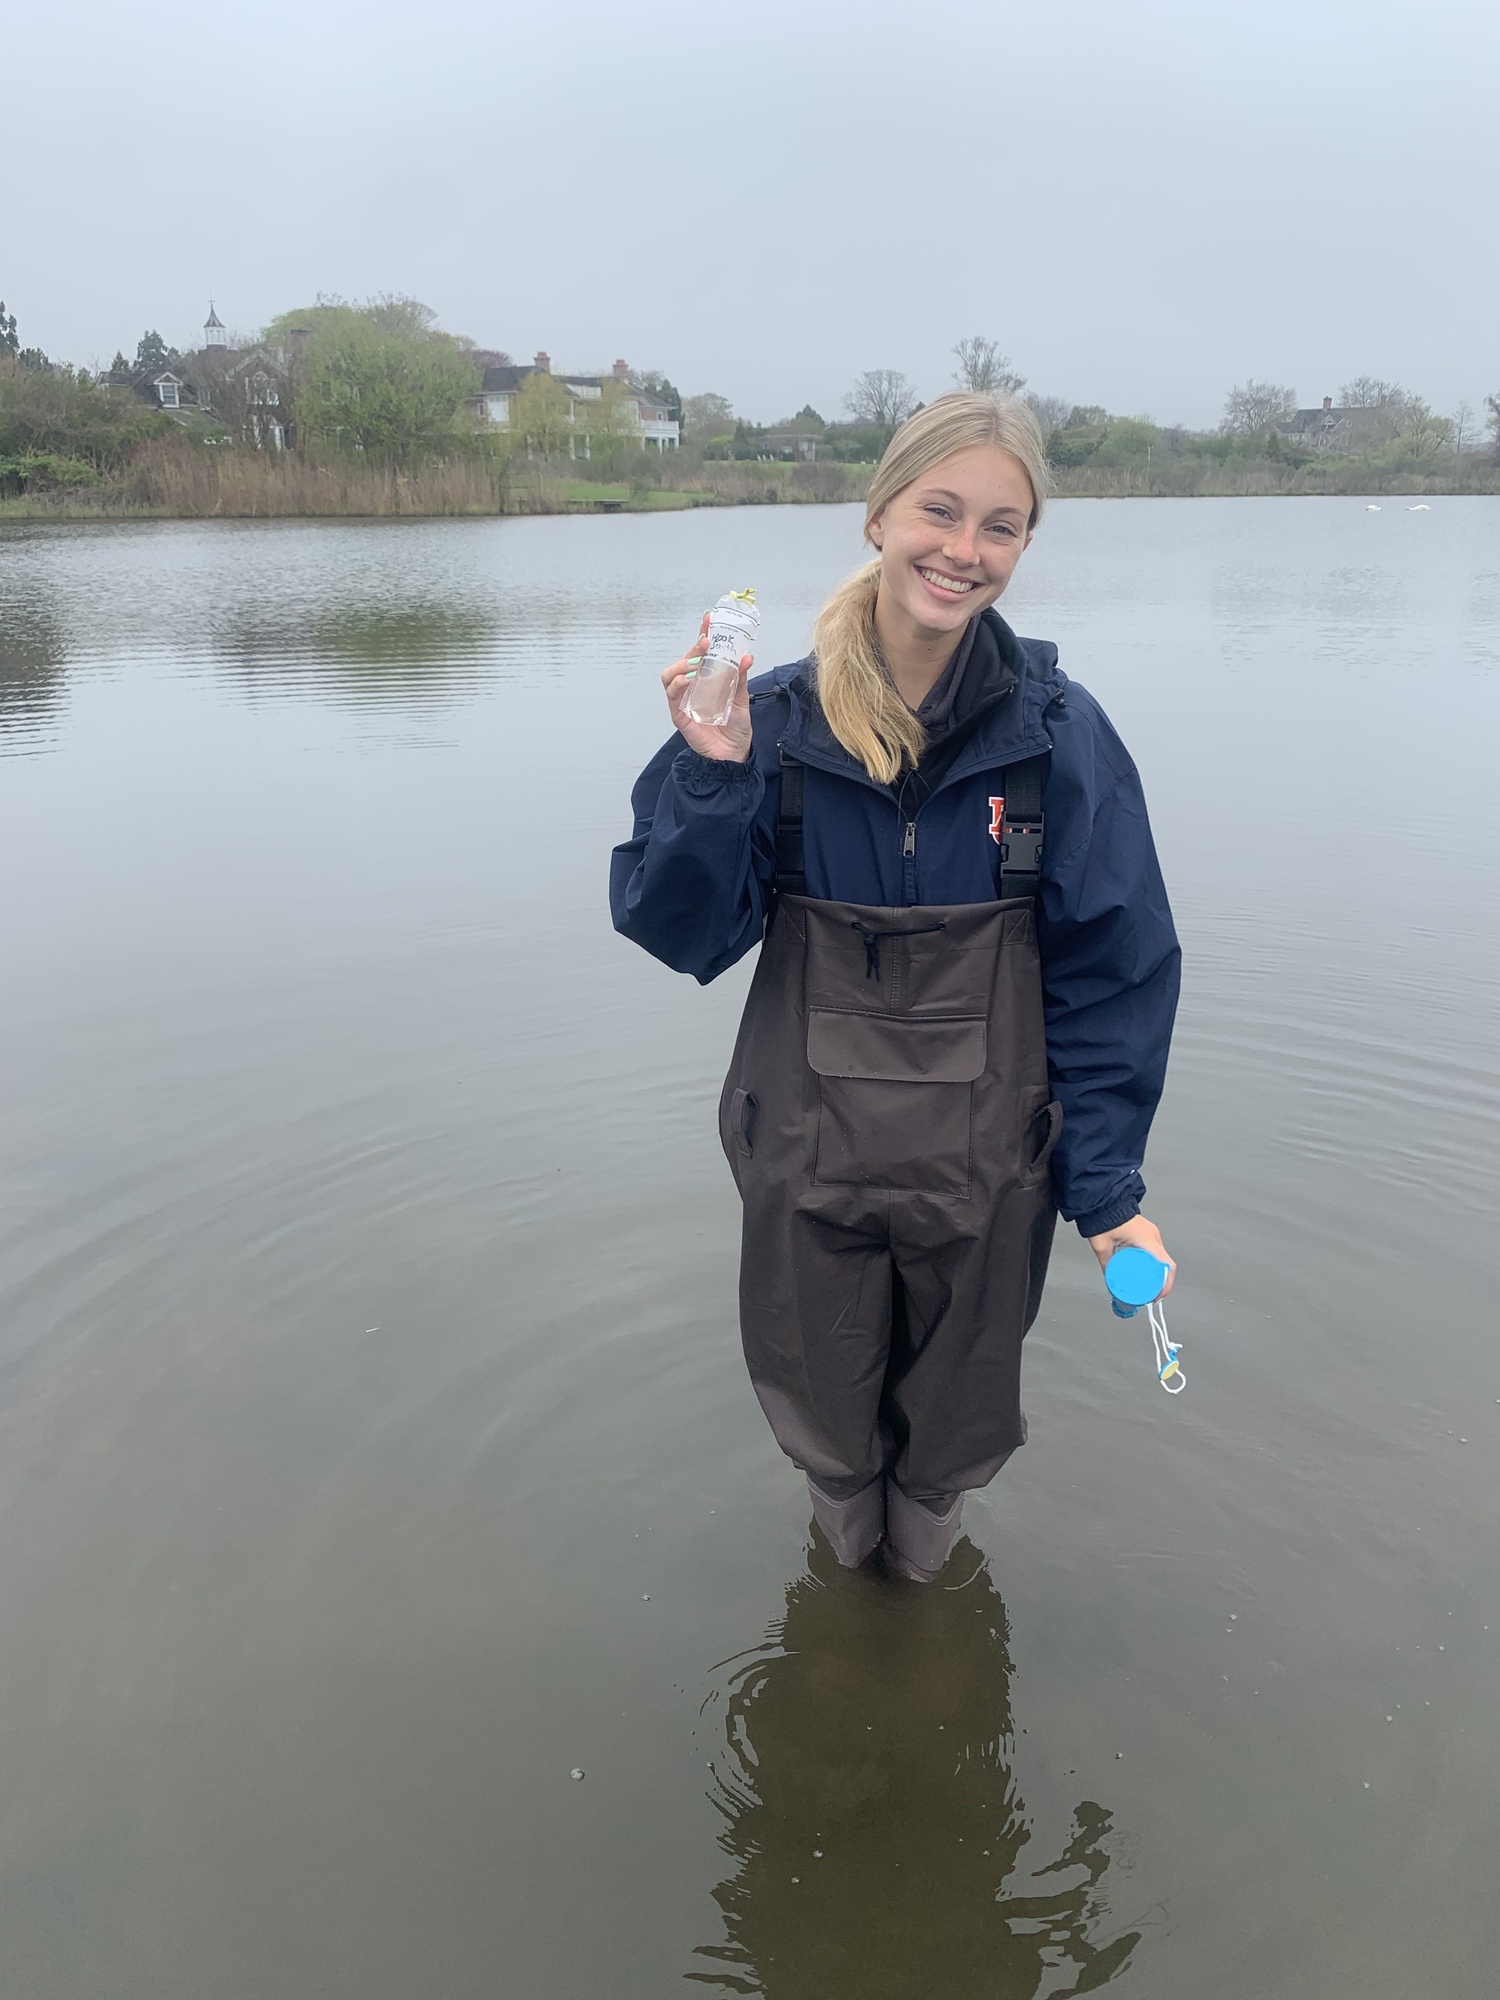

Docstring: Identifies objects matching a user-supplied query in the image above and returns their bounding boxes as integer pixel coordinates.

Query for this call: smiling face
[868,443,1035,652]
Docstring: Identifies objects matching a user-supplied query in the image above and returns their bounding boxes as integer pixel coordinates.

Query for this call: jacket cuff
[673,746,758,793]
[1072,1195,1142,1241]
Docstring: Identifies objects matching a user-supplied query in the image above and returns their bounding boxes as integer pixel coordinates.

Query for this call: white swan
[1407,503,1431,511]
[1366,504,1381,512]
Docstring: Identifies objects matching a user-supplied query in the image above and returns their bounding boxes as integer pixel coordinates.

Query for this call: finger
[662,651,705,690]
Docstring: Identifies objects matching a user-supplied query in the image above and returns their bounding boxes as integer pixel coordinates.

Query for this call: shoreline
[3,466,1497,526]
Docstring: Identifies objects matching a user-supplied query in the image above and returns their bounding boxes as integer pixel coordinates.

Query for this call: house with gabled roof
[101,308,297,447]
[474,352,679,452]
[1277,397,1383,453]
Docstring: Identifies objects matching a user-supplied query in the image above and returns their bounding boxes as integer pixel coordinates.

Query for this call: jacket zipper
[902,821,916,857]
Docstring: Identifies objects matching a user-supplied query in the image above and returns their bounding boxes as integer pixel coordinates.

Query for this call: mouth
[914,565,980,602]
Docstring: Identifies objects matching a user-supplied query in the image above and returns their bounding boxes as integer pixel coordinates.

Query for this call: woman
[610,394,1179,1582]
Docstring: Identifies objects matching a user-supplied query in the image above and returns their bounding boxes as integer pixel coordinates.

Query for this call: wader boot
[883,1485,965,1583]
[719,863,1061,1574]
[805,1475,885,1569]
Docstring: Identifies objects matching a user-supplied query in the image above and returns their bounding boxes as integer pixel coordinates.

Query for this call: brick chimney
[612,358,629,381]
[1322,395,1332,411]
[534,350,551,373]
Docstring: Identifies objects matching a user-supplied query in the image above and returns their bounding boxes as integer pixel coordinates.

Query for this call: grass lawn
[543,481,706,511]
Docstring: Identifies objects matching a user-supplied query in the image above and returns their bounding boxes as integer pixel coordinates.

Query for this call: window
[158,380,179,407]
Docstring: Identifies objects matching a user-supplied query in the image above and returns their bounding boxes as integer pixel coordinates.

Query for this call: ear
[867,510,885,550]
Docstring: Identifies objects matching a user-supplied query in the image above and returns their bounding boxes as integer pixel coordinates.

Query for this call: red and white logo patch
[988,796,1005,845]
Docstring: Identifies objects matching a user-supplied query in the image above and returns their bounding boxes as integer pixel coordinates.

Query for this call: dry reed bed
[4,446,1494,523]
[5,444,509,519]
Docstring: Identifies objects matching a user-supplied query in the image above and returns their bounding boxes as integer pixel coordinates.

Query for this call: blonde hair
[811,392,1049,783]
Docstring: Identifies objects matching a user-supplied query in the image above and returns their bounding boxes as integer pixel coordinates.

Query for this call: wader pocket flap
[806,1010,986,1084]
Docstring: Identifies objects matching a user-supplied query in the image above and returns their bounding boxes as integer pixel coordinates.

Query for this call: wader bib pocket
[801,905,995,1198]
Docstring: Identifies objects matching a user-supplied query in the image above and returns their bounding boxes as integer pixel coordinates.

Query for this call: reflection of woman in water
[612,394,1179,1581]
[690,1536,1139,1998]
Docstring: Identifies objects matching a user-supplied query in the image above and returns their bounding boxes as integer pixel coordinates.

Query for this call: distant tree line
[680,332,1499,479]
[4,289,1498,502]
[0,292,692,496]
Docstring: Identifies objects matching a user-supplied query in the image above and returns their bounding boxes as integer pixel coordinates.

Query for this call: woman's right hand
[662,613,754,764]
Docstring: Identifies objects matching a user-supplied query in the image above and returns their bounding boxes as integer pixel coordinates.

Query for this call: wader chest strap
[998,753,1046,902]
[776,747,805,894]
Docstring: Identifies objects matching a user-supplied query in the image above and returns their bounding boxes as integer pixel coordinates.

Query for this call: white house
[474,352,679,451]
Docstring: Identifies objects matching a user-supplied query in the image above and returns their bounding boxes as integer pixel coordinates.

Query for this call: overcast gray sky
[9,0,1496,428]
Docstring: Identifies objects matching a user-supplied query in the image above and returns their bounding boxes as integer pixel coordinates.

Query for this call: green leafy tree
[0,302,17,358]
[1091,417,1160,468]
[1487,393,1500,461]
[576,378,647,475]
[288,301,481,465]
[108,351,130,375]
[506,368,575,460]
[0,357,170,471]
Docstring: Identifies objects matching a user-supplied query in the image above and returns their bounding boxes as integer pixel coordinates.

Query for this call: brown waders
[718,831,1062,1579]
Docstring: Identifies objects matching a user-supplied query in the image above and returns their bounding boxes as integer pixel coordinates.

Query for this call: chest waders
[718,751,1062,1581]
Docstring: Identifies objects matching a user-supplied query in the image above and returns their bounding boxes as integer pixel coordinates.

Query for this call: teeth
[918,568,974,594]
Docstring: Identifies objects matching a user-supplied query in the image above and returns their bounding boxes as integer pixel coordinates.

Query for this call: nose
[941,521,980,566]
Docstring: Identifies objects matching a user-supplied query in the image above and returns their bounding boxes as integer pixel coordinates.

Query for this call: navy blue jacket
[610,609,1180,1238]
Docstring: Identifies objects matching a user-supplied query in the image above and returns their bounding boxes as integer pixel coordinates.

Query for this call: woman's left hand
[1086,1214,1175,1295]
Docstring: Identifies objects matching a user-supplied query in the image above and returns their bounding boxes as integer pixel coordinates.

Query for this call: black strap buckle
[1000,818,1043,875]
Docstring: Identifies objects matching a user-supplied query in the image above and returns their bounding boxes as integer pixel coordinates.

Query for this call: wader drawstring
[1148,1298,1185,1393]
[849,919,947,981]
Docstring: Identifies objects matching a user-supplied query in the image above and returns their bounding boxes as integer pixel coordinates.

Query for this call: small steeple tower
[204,302,226,349]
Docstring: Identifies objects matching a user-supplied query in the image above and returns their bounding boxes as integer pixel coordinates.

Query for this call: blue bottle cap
[1105,1245,1169,1309]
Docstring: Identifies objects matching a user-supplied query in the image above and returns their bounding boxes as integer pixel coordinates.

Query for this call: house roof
[477,362,671,414]
[205,304,224,328]
[1284,406,1353,433]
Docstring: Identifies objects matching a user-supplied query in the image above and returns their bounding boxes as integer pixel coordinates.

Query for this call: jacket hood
[763,608,1066,791]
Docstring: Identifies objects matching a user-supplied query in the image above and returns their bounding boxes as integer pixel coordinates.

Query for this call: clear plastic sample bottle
[685,588,759,728]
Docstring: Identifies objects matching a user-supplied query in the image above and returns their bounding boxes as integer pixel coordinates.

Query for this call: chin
[909,587,981,632]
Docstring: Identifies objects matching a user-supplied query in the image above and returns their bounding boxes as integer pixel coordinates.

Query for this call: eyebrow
[917,486,1029,523]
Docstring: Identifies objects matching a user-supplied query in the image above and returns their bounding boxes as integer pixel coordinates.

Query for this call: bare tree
[952,336,1025,396]
[1395,398,1450,456]
[1488,393,1500,461]
[1023,392,1072,434]
[1338,375,1403,409]
[1451,399,1476,455]
[1337,376,1428,444]
[1221,380,1297,437]
[843,369,919,428]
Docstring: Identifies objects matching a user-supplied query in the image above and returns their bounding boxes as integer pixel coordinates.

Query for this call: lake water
[1,498,1497,1999]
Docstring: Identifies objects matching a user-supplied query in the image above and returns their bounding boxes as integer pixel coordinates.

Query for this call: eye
[923,503,953,521]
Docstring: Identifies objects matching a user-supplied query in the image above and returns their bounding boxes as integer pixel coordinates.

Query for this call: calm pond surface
[1,497,1498,1999]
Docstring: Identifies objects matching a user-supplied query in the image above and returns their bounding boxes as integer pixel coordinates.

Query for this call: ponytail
[811,560,926,786]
